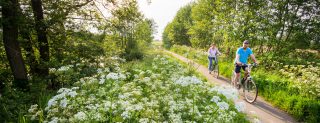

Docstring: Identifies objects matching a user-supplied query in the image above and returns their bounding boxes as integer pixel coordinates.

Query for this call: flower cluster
[28,55,247,122]
[174,76,202,86]
[210,85,239,101]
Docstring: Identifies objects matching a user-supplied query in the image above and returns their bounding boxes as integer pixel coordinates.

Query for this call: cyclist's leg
[243,66,248,80]
[235,64,241,84]
[208,56,213,72]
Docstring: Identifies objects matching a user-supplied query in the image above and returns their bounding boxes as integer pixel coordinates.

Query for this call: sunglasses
[244,43,249,44]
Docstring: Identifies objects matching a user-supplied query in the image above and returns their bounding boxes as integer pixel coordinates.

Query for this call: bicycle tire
[213,64,219,78]
[244,79,258,103]
[216,65,219,78]
[231,71,235,86]
[231,71,241,89]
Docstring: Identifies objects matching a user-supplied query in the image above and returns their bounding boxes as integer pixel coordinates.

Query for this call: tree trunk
[31,0,49,76]
[2,0,29,89]
[17,3,39,75]
[20,29,39,75]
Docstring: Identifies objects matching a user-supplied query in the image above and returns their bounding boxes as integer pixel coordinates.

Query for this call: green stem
[109,81,114,122]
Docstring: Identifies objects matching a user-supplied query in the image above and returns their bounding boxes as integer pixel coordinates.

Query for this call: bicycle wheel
[213,64,219,78]
[244,79,258,103]
[230,71,237,87]
[231,72,235,86]
[231,71,240,89]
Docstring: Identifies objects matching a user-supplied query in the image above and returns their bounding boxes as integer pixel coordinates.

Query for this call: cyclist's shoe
[234,81,240,89]
[236,83,241,90]
[209,71,211,74]
[241,78,245,84]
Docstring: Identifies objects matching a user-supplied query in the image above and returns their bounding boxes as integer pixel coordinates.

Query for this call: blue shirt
[235,47,253,64]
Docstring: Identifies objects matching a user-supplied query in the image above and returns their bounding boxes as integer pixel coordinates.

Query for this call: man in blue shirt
[234,40,258,85]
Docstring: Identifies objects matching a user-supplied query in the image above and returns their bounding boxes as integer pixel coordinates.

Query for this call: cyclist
[234,40,258,85]
[208,43,221,74]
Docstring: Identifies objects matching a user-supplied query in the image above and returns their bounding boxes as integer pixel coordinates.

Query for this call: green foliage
[162,3,193,48]
[0,81,55,122]
[188,0,216,48]
[162,23,173,49]
[279,64,320,99]
[164,0,320,59]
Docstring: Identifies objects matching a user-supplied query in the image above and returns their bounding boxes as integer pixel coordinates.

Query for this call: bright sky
[137,0,194,40]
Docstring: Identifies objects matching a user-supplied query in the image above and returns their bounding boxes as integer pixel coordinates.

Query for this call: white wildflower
[57,88,71,94]
[253,118,261,123]
[97,68,103,74]
[60,98,68,108]
[71,87,79,90]
[121,111,130,119]
[28,104,38,113]
[175,76,202,86]
[217,101,229,110]
[48,117,59,123]
[115,66,121,71]
[57,65,72,72]
[68,91,77,97]
[210,85,238,100]
[229,111,237,117]
[211,96,221,103]
[142,77,151,82]
[74,111,87,121]
[99,78,105,84]
[106,72,119,80]
[235,101,246,112]
[139,118,149,123]
[47,99,57,109]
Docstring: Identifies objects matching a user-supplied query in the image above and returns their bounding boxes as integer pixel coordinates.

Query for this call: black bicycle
[231,63,258,103]
[212,57,219,78]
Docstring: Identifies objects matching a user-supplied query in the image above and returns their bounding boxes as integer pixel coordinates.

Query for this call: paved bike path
[165,50,297,123]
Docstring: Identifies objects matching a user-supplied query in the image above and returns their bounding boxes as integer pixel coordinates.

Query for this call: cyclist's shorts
[235,64,247,73]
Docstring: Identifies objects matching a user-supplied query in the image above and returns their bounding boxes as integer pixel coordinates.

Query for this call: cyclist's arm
[236,54,241,65]
[250,54,258,63]
[217,48,222,55]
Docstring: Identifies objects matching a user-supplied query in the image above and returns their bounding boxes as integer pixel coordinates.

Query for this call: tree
[109,0,145,60]
[162,23,173,49]
[2,0,28,89]
[188,0,216,48]
[31,0,49,76]
[170,4,193,46]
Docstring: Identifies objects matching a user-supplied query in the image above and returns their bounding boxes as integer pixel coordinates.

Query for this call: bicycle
[209,56,219,78]
[231,63,258,103]
[212,57,219,78]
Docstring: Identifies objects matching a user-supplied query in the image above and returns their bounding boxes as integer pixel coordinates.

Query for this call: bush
[123,48,144,61]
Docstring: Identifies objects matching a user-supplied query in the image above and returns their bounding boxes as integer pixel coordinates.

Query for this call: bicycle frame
[232,63,256,86]
[244,64,254,81]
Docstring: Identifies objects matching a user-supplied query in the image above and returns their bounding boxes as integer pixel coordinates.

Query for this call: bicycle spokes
[244,80,258,103]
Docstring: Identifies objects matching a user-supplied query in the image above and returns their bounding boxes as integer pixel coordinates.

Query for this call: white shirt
[208,47,220,57]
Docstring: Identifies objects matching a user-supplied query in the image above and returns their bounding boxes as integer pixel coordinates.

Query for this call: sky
[137,0,194,40]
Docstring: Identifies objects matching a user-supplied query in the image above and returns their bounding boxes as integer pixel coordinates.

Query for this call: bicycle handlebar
[239,63,258,67]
